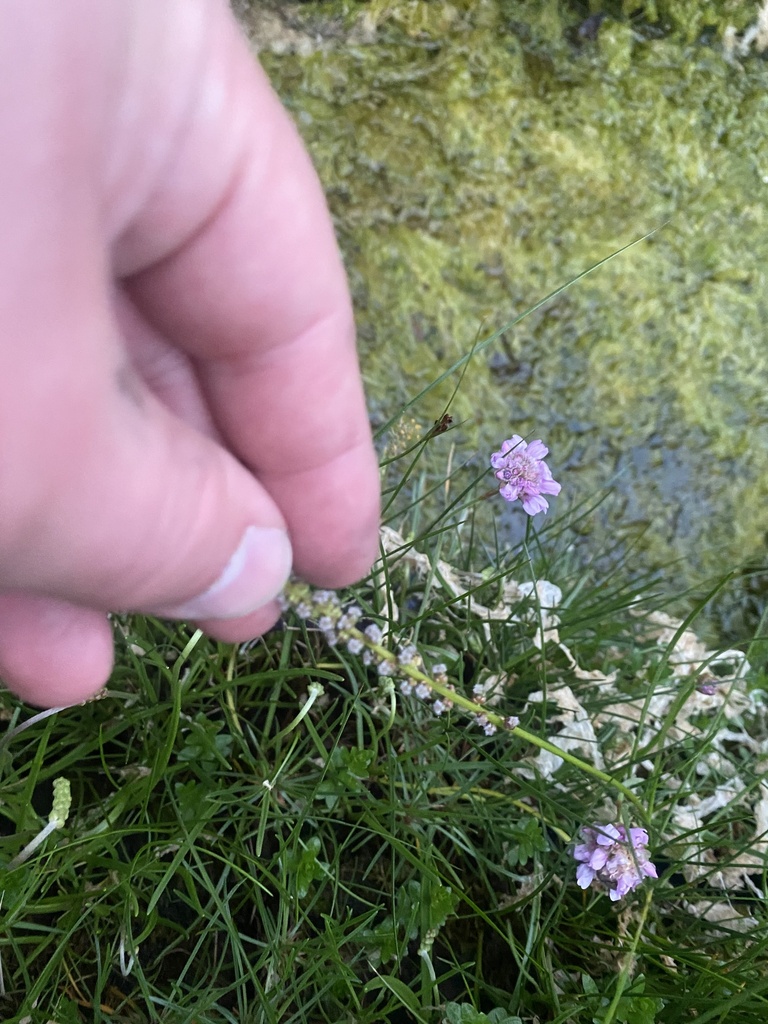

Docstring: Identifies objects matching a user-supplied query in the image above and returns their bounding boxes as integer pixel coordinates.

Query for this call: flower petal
[576,864,595,889]
[525,440,549,460]
[521,494,549,515]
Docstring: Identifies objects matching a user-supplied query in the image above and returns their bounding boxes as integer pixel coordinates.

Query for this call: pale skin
[0,0,381,707]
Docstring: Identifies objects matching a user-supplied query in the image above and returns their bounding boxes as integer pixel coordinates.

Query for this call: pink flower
[574,823,658,901]
[490,435,561,515]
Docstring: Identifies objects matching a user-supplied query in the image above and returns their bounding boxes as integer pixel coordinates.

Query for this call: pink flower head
[490,435,561,515]
[574,823,658,901]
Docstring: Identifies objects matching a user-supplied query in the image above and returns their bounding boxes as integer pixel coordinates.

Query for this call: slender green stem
[7,777,71,870]
[427,784,572,842]
[599,889,653,1024]
[283,581,646,817]
[273,682,325,740]
[362,638,644,814]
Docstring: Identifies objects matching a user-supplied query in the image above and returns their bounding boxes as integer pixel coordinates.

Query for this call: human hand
[0,0,380,707]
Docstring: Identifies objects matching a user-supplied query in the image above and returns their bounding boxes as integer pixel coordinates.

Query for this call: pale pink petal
[596,824,621,844]
[525,440,549,460]
[576,864,595,889]
[540,477,562,496]
[500,482,522,502]
[590,848,610,870]
[521,494,549,515]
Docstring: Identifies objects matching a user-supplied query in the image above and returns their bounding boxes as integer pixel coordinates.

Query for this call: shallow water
[246,1,768,642]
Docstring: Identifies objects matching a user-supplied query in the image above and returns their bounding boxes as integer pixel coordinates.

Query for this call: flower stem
[370,642,644,813]
[7,777,71,870]
[274,682,325,739]
[283,582,646,817]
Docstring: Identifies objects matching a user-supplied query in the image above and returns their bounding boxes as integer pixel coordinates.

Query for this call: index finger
[120,9,380,586]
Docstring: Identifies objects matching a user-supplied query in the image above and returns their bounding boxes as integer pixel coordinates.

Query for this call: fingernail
[164,526,293,621]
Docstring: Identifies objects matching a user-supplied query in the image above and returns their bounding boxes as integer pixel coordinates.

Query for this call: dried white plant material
[682,900,759,933]
[522,686,605,778]
[376,526,768,904]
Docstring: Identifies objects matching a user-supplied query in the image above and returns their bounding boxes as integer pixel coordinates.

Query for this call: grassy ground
[1,339,767,1021]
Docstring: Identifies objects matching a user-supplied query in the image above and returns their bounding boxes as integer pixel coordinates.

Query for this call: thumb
[3,327,294,623]
[0,596,114,708]
[0,353,293,708]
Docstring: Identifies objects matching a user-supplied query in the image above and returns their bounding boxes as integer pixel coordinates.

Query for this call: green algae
[251,1,768,637]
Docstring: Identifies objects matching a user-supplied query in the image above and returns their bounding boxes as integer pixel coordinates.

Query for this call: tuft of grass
[1,315,768,1022]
